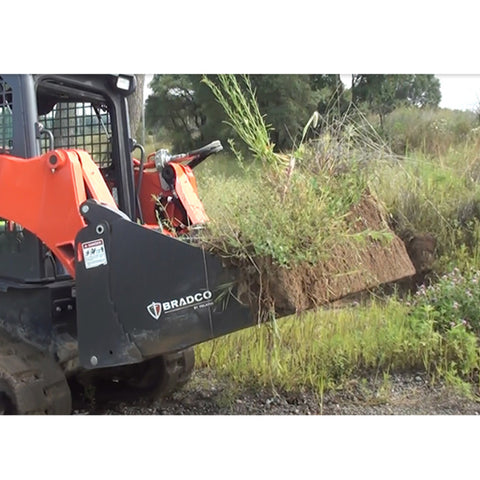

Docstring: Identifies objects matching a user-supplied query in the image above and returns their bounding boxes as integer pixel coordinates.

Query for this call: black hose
[133,143,146,224]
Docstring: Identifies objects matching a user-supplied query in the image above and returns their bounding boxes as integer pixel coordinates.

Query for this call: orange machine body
[0,149,117,278]
[134,159,208,234]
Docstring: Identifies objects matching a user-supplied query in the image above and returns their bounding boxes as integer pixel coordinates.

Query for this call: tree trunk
[127,74,145,140]
[53,102,77,149]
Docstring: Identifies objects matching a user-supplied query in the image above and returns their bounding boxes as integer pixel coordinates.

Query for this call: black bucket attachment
[75,200,254,369]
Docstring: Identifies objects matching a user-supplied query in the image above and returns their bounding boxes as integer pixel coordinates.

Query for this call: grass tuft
[195,296,480,397]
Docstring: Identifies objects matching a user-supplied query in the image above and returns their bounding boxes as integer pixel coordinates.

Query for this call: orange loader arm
[0,149,117,278]
[133,158,209,231]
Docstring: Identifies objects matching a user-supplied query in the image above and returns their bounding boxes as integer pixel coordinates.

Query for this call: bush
[199,75,374,268]
[374,139,480,272]
[381,107,479,156]
[411,268,480,336]
[408,271,480,380]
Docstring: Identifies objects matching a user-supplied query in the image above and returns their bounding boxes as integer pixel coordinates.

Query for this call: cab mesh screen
[38,102,112,168]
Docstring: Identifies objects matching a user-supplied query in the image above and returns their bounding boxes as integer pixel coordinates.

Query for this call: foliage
[310,74,351,120]
[195,296,480,397]
[411,268,480,336]
[145,74,349,152]
[351,74,441,127]
[380,106,478,155]
[405,268,480,380]
[247,74,327,149]
[145,74,207,150]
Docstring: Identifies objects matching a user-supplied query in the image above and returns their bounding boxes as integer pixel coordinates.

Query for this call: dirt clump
[233,193,416,320]
[400,230,437,287]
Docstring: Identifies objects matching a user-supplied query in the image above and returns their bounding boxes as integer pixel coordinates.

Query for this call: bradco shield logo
[147,302,162,320]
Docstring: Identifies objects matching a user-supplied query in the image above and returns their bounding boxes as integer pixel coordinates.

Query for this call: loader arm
[0,149,117,277]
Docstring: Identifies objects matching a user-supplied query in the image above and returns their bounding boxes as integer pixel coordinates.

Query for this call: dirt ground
[74,368,480,415]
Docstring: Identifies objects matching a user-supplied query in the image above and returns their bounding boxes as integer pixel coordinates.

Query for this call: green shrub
[196,295,480,396]
[411,267,480,335]
[381,107,479,156]
[374,141,480,271]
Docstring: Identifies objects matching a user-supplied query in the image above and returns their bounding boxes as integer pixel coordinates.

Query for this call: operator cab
[34,75,138,217]
[0,74,139,283]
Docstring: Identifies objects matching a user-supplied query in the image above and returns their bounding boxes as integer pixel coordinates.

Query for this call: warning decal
[82,239,107,269]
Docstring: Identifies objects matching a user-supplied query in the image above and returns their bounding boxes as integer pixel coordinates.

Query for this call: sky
[436,75,480,111]
[145,75,480,112]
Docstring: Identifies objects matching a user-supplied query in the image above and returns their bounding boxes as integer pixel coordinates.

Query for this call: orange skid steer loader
[0,74,255,414]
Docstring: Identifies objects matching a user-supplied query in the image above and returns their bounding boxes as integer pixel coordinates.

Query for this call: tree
[145,74,353,152]
[399,75,441,108]
[309,74,350,118]
[127,74,145,140]
[248,75,321,149]
[351,74,441,127]
[145,74,207,150]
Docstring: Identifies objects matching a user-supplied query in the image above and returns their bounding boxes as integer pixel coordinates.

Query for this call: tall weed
[202,75,281,169]
[374,143,480,270]
[195,297,479,396]
[381,106,479,156]
[197,81,391,267]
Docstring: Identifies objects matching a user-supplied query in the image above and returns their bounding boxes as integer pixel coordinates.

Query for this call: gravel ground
[73,368,480,415]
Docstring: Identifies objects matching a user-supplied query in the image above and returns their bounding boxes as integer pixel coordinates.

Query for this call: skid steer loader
[0,74,257,414]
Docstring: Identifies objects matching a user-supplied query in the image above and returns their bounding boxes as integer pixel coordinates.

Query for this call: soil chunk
[234,193,416,319]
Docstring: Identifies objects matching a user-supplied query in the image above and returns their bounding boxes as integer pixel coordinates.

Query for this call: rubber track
[0,330,71,414]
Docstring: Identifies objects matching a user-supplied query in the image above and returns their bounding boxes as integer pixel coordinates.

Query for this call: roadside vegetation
[198,75,371,269]
[195,295,480,401]
[148,74,480,404]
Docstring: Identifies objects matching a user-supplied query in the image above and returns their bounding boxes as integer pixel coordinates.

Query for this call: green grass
[197,158,367,267]
[195,297,480,397]
[374,141,480,271]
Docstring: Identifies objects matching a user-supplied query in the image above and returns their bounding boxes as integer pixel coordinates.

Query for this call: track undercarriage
[0,325,195,414]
